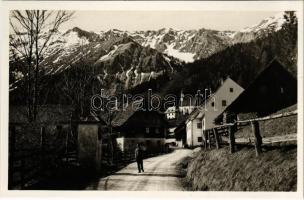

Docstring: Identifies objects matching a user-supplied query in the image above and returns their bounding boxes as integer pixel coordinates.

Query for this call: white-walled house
[186,109,203,146]
[185,78,244,147]
[165,106,177,119]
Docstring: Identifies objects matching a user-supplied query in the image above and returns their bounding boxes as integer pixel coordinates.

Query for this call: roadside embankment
[178,145,297,191]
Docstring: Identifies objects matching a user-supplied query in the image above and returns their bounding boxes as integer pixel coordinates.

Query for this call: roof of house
[214,59,297,122]
[111,99,144,127]
[76,111,107,125]
[111,98,168,128]
[185,107,201,123]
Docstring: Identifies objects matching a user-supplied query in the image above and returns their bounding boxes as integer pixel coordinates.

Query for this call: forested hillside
[158,13,297,96]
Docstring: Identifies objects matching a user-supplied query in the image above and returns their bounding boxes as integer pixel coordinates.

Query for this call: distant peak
[71,26,83,31]
[239,12,287,33]
[64,26,86,35]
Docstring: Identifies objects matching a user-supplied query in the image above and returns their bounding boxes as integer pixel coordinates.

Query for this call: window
[211,102,215,107]
[230,88,234,92]
[222,100,227,107]
[155,128,159,134]
[197,137,203,142]
[280,87,284,94]
[197,123,202,129]
[146,127,150,133]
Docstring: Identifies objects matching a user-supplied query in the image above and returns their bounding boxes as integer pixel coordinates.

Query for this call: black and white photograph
[1,1,303,196]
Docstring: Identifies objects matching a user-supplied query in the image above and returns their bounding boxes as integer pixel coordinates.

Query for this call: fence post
[203,131,207,150]
[228,124,236,153]
[251,121,262,156]
[207,130,211,149]
[213,128,220,149]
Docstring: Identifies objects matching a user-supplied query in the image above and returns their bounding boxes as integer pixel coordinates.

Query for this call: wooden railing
[8,124,77,189]
[203,110,297,156]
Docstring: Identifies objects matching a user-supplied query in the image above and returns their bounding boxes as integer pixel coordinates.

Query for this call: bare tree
[61,39,95,118]
[10,10,74,122]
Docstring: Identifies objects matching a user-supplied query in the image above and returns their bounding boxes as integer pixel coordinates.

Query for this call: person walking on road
[135,143,144,173]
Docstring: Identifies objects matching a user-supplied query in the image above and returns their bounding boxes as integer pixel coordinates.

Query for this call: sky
[59,11,281,32]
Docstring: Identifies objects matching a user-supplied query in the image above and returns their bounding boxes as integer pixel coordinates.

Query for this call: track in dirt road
[86,149,192,191]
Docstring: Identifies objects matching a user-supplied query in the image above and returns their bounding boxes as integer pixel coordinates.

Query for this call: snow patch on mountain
[164,43,195,63]
[63,31,89,47]
[98,45,118,61]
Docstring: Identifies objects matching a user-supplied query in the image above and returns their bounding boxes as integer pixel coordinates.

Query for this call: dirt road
[86,149,192,191]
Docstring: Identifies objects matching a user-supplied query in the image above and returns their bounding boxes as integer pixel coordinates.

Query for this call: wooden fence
[8,124,77,189]
[203,110,297,157]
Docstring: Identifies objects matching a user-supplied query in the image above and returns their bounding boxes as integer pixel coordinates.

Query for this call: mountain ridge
[9,11,296,108]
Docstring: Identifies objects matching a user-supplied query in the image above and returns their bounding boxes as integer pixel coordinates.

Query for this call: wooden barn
[215,59,297,123]
[112,103,168,154]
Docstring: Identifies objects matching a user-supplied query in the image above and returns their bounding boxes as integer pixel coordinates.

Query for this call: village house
[165,115,188,148]
[112,103,168,155]
[185,78,244,147]
[215,59,297,123]
[165,106,177,120]
[164,91,197,120]
[164,92,202,147]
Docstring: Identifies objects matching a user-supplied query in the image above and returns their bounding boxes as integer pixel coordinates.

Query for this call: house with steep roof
[215,59,297,123]
[185,77,244,147]
[112,101,168,154]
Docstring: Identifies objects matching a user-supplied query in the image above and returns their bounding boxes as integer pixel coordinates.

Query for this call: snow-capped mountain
[232,12,287,43]
[129,28,234,62]
[90,12,287,62]
[9,27,182,92]
[90,28,234,62]
[9,11,289,93]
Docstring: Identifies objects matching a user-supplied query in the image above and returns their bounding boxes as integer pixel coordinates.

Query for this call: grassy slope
[236,104,297,138]
[183,146,297,191]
